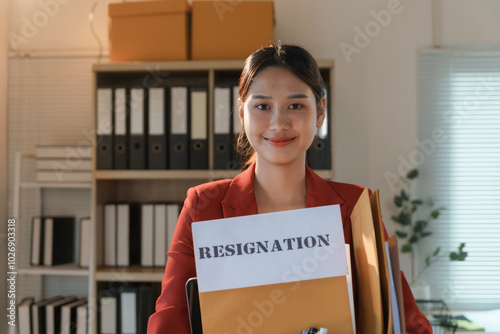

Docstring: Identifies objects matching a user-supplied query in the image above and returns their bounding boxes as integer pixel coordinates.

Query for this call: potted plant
[391,169,468,298]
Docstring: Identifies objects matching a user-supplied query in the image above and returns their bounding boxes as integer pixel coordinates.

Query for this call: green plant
[392,169,468,283]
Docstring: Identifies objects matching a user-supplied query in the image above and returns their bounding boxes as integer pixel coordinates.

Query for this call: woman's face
[239,66,325,167]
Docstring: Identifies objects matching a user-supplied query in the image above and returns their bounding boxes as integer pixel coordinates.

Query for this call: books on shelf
[79,217,91,267]
[98,283,160,334]
[31,216,76,267]
[35,145,91,183]
[19,295,87,334]
[18,297,35,334]
[103,202,181,268]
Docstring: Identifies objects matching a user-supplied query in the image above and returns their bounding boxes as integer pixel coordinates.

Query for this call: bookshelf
[89,59,334,333]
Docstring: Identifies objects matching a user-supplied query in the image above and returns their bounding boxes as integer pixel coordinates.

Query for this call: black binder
[170,86,189,169]
[116,203,141,266]
[148,87,168,169]
[96,88,113,169]
[129,88,147,170]
[189,87,209,169]
[30,216,44,266]
[43,217,75,266]
[113,87,128,169]
[213,87,232,170]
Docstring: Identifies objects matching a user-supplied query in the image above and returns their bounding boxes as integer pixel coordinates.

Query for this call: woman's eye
[289,103,303,110]
[256,104,270,110]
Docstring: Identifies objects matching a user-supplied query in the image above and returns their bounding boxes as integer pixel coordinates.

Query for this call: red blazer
[147,163,432,334]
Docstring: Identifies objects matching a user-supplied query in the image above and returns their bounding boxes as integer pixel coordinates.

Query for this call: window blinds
[416,50,500,310]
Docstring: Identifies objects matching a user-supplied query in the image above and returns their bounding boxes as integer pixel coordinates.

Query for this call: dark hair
[236,43,327,168]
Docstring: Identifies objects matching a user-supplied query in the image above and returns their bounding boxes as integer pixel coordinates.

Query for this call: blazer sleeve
[147,187,199,334]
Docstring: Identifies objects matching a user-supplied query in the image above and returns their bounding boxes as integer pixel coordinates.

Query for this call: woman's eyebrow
[251,94,272,100]
[287,94,308,99]
[250,93,309,100]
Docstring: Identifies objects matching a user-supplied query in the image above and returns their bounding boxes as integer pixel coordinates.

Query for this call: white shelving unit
[12,151,91,334]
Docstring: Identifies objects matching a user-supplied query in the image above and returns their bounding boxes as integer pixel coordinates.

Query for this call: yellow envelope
[351,188,383,334]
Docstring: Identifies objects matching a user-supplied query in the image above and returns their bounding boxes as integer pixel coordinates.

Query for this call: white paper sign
[192,205,348,293]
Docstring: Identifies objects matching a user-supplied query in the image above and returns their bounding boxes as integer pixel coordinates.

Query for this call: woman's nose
[269,107,290,130]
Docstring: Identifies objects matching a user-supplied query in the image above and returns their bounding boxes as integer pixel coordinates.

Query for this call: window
[416,50,500,309]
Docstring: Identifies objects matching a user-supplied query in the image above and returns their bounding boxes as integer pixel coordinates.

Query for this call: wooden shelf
[20,182,91,189]
[94,169,241,180]
[18,264,90,276]
[93,59,334,73]
[95,266,165,282]
[94,169,332,180]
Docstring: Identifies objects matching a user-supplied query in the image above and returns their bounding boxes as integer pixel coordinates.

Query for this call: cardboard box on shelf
[191,1,274,60]
[108,0,190,62]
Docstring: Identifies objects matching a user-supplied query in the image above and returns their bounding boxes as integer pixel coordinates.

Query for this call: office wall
[1,0,8,332]
[6,0,500,273]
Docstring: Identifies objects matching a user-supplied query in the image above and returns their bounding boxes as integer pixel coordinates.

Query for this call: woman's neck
[253,158,307,213]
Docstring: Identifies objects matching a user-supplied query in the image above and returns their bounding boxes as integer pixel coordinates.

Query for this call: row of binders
[18,295,88,334]
[35,145,92,183]
[98,283,160,334]
[31,216,90,267]
[103,202,181,267]
[96,85,243,170]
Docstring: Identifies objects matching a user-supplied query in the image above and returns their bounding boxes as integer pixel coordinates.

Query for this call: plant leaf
[425,255,431,267]
[421,231,432,238]
[394,196,403,208]
[407,169,419,180]
[391,215,400,223]
[412,199,424,206]
[395,230,408,238]
[401,189,409,201]
[409,234,419,243]
[400,212,411,226]
[414,220,427,233]
[450,243,468,261]
[431,210,440,219]
[433,247,441,256]
[402,244,412,253]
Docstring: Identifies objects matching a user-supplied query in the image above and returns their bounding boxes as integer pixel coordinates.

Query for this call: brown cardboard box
[109,0,190,62]
[191,1,274,60]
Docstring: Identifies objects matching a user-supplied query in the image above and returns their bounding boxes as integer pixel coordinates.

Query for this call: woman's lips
[264,137,296,147]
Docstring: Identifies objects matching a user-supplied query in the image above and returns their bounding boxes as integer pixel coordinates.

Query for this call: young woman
[147,44,432,334]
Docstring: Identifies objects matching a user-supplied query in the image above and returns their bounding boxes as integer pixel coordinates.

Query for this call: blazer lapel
[305,165,346,208]
[221,163,259,218]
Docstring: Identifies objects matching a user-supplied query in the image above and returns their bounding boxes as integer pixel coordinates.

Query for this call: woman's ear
[316,96,326,128]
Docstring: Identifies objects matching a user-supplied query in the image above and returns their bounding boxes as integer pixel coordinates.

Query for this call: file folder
[148,87,168,169]
[351,188,383,334]
[120,287,138,334]
[43,217,75,266]
[213,87,232,170]
[167,203,180,256]
[129,88,147,170]
[231,85,243,169]
[30,217,44,266]
[154,204,168,267]
[79,217,91,267]
[189,87,208,169]
[141,204,154,267]
[116,203,141,266]
[103,204,117,266]
[96,88,113,169]
[170,86,189,169]
[46,296,78,334]
[114,87,128,169]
